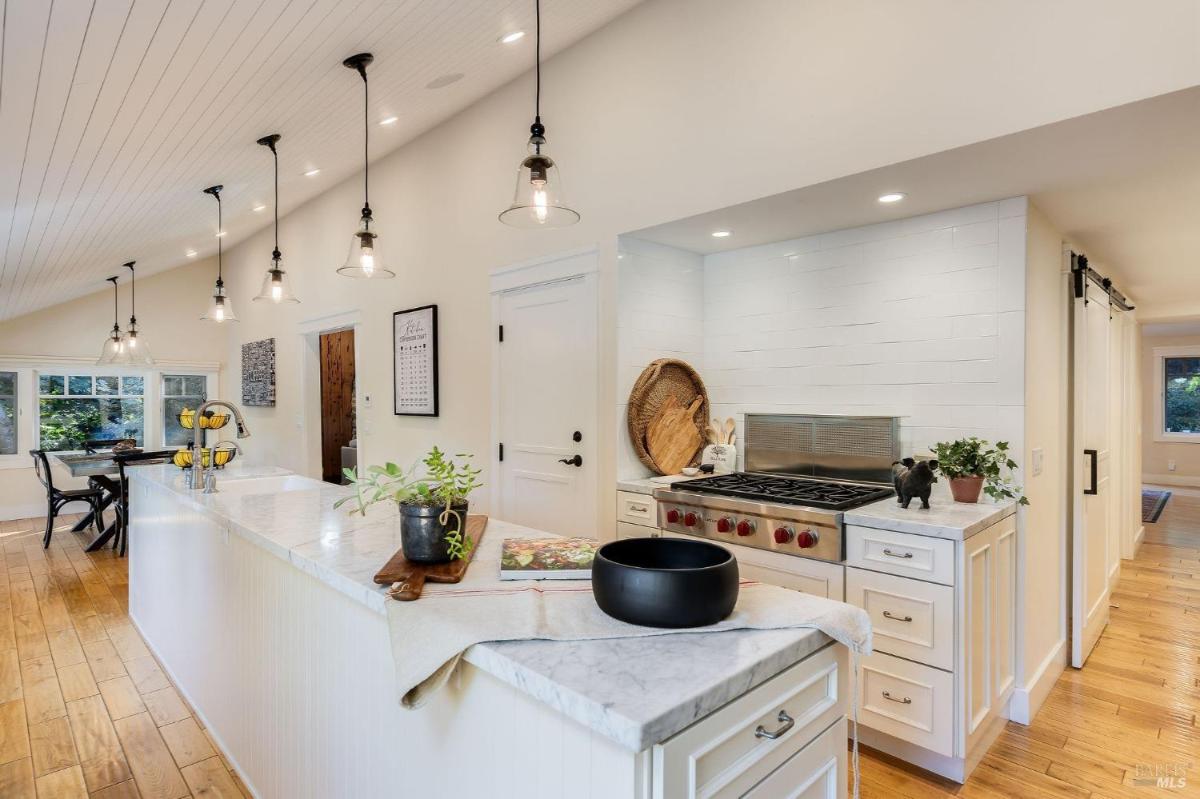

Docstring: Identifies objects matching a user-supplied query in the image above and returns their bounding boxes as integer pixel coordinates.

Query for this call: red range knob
[683,512,699,528]
[716,517,734,534]
[666,509,680,524]
[736,520,755,537]
[796,530,818,549]
[774,527,794,544]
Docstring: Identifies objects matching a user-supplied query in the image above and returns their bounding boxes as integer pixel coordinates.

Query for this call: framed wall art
[393,305,439,416]
[241,338,276,407]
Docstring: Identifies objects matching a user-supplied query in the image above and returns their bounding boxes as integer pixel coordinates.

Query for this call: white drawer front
[846,525,955,585]
[857,650,954,757]
[743,717,846,799]
[617,490,658,528]
[616,521,658,540]
[846,567,954,670]
[654,644,846,799]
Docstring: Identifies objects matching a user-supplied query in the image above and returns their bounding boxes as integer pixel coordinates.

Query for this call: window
[1164,356,1200,434]
[38,372,145,451]
[0,372,15,455]
[162,374,209,446]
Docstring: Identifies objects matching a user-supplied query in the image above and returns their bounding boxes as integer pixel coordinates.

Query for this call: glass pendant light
[337,53,395,279]
[96,276,126,365]
[253,134,299,303]
[122,261,154,366]
[499,0,580,228]
[200,184,239,322]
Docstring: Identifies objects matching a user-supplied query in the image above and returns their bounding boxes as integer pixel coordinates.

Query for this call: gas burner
[672,472,893,511]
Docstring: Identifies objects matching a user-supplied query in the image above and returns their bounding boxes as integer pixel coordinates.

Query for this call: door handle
[1083,449,1097,495]
[754,710,794,740]
[558,455,583,467]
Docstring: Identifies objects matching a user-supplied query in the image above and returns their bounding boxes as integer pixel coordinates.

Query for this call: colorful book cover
[500,537,597,580]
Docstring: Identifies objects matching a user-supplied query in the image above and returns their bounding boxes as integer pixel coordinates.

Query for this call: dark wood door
[319,329,356,484]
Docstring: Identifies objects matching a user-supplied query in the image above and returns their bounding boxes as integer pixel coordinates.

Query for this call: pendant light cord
[216,191,223,283]
[124,262,136,326]
[535,0,541,122]
[363,65,370,214]
[107,276,119,333]
[273,144,280,258]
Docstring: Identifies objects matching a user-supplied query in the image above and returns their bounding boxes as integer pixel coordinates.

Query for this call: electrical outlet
[1168,460,1177,472]
[1031,448,1044,477]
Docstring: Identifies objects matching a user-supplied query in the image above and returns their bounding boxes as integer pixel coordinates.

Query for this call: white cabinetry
[617,490,661,540]
[847,516,1016,782]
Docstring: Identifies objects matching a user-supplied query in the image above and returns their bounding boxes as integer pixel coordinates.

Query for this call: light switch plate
[1169,460,1177,472]
[1031,448,1044,477]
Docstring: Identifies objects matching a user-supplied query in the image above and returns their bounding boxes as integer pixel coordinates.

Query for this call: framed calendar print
[392,304,439,416]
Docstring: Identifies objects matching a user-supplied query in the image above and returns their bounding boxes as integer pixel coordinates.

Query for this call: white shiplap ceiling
[0,0,641,321]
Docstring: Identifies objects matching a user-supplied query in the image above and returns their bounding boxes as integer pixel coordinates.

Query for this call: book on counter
[500,537,597,580]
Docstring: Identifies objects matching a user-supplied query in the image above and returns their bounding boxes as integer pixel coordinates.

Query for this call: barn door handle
[559,455,583,467]
[1083,449,1097,495]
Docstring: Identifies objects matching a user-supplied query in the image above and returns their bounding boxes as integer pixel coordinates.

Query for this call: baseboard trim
[0,502,50,523]
[1143,473,1200,488]
[1008,639,1066,725]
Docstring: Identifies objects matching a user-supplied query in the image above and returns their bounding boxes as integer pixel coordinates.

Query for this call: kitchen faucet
[187,399,251,492]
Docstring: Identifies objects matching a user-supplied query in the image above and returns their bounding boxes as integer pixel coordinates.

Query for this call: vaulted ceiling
[0,0,641,321]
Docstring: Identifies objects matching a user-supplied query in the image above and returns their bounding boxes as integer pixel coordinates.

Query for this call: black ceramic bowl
[592,537,739,628]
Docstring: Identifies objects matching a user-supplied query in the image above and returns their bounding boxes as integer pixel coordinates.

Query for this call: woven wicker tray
[626,358,709,475]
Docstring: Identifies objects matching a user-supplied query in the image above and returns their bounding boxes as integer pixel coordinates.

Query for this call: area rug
[1142,489,1172,523]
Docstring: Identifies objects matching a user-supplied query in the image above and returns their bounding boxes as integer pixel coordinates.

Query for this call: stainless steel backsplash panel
[744,414,900,484]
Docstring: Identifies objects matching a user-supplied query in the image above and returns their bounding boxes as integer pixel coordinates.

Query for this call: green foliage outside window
[1164,357,1200,434]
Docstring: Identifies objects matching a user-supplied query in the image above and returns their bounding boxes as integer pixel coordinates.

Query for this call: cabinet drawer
[743,717,846,799]
[616,521,658,540]
[616,490,658,528]
[857,650,954,757]
[846,525,955,585]
[654,644,846,799]
[846,567,954,670]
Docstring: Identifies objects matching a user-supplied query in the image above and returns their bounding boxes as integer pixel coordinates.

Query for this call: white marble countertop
[129,464,832,751]
[844,480,1017,540]
[617,475,704,495]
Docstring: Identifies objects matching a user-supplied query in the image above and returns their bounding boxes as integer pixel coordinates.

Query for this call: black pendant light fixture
[121,261,154,366]
[499,0,579,228]
[201,184,238,322]
[337,52,394,279]
[97,276,125,365]
[253,134,299,303]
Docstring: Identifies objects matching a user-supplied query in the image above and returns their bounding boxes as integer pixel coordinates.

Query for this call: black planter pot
[592,537,739,628]
[399,501,468,564]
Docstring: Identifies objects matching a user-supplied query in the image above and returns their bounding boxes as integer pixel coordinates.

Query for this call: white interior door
[496,275,597,537]
[1071,279,1111,667]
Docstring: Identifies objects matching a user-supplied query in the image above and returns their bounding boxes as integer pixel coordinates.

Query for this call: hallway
[859,489,1200,797]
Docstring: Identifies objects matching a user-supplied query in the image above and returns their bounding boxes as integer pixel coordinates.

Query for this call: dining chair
[29,450,110,549]
[112,450,174,557]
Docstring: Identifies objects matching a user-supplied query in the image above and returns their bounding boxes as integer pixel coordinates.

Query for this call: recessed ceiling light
[711,230,732,238]
[499,30,526,44]
[252,204,266,212]
[303,168,321,177]
[185,249,197,258]
[426,73,464,90]
[877,192,906,204]
[380,115,399,126]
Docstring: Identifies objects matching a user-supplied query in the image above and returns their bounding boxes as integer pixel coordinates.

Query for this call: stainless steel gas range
[653,415,899,564]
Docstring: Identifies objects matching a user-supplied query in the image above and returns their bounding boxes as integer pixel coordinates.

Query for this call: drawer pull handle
[754,710,794,740]
[882,610,913,622]
[882,690,912,705]
[882,548,913,559]
[628,504,648,514]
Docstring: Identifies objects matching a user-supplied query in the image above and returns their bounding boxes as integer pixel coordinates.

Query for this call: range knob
[773,526,794,544]
[736,520,755,537]
[796,529,819,549]
[665,509,681,524]
[716,517,734,534]
[683,512,699,528]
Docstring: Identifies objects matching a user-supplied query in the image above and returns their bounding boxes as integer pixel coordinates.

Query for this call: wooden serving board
[645,394,704,475]
[374,515,488,601]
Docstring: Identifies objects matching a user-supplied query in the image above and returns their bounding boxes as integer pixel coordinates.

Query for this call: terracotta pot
[949,476,984,504]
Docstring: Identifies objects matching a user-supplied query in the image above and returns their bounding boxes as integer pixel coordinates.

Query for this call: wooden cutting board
[645,395,704,475]
[373,515,488,601]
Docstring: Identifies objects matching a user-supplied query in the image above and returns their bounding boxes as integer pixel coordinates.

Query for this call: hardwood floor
[856,487,1200,798]
[0,514,248,799]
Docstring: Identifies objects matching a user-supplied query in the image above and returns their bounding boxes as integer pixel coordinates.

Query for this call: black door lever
[558,454,583,467]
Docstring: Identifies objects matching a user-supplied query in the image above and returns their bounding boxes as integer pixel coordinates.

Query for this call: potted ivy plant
[335,447,482,563]
[932,437,1029,506]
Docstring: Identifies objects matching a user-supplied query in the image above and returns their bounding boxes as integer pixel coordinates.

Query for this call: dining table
[51,449,174,551]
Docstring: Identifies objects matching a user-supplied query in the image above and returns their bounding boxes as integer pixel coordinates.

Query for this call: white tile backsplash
[616,198,1028,478]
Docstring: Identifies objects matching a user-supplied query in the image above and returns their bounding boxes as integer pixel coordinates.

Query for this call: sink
[209,475,318,495]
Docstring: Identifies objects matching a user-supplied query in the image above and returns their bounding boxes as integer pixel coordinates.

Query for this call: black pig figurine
[892,457,939,510]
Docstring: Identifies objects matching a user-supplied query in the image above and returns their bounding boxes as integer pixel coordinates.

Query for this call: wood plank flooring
[857,487,1200,798]
[0,514,248,799]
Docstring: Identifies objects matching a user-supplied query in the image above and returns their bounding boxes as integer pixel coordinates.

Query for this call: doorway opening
[319,328,356,484]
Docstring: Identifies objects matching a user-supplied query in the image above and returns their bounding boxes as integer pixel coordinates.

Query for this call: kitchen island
[126,464,851,798]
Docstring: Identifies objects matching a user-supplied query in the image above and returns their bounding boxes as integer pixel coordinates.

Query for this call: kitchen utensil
[626,359,709,474]
[707,420,722,445]
[645,395,704,475]
[723,418,735,445]
[374,515,488,600]
[591,537,739,628]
